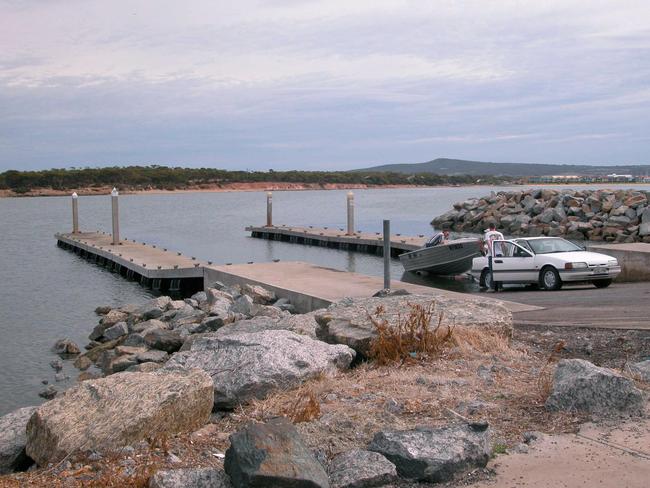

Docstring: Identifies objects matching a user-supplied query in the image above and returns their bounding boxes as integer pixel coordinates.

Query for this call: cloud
[0,0,649,169]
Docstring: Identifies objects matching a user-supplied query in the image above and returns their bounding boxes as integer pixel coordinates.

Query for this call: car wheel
[593,279,612,288]
[480,269,491,289]
[540,266,562,291]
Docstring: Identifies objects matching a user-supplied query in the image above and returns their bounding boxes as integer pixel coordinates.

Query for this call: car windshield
[525,238,583,254]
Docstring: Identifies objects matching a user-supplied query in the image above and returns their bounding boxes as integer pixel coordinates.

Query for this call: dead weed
[536,340,566,402]
[368,302,453,365]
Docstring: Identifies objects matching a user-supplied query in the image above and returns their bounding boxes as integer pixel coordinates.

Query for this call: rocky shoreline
[432,188,650,243]
[0,282,648,487]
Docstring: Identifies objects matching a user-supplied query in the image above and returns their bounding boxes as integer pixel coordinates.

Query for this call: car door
[492,240,536,283]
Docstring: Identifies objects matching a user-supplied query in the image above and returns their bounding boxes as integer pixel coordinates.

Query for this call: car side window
[493,242,504,257]
[515,240,533,253]
[513,246,530,257]
[496,242,515,257]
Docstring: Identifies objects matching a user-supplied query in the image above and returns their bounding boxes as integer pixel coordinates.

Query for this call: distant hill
[355,158,650,177]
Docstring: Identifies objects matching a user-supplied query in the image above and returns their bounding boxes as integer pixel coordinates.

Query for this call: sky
[1,0,649,171]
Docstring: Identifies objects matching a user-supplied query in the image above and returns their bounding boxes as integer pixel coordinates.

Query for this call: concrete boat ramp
[55,231,538,315]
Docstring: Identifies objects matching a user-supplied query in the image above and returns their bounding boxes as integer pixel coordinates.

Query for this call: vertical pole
[266,192,273,227]
[111,187,120,245]
[383,219,390,290]
[346,191,354,235]
[71,192,79,234]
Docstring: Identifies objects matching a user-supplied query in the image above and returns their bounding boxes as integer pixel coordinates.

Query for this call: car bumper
[559,266,621,282]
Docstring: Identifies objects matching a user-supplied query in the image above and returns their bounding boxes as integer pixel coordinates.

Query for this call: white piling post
[111,187,120,245]
[71,192,79,234]
[346,191,355,235]
[266,192,273,227]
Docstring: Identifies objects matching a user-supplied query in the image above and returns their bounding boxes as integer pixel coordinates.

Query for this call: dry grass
[367,301,516,366]
[240,384,322,424]
[368,302,454,365]
[286,388,321,423]
[448,325,514,358]
[536,340,566,402]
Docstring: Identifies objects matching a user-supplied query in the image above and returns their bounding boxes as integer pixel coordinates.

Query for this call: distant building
[527,173,646,184]
[606,173,634,181]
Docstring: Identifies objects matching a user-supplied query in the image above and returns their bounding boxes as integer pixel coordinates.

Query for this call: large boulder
[149,467,232,488]
[90,309,129,340]
[205,298,234,325]
[103,321,129,341]
[190,291,208,304]
[214,313,319,338]
[165,329,355,409]
[0,406,38,474]
[225,417,329,488]
[242,284,276,304]
[314,295,512,356]
[131,318,167,334]
[328,449,397,488]
[368,423,491,482]
[100,309,129,328]
[629,360,650,382]
[640,222,650,237]
[51,339,80,356]
[545,359,645,416]
[229,295,257,317]
[171,309,207,329]
[137,350,169,364]
[26,369,213,465]
[137,296,172,320]
[144,329,184,353]
[206,288,235,305]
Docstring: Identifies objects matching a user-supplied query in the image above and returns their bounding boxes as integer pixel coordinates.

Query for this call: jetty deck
[56,231,538,314]
[57,231,650,329]
[246,225,427,256]
[56,231,205,294]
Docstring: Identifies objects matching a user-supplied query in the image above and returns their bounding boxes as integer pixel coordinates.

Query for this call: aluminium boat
[399,238,483,275]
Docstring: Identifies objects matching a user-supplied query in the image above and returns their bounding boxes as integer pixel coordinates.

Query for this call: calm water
[2,184,649,415]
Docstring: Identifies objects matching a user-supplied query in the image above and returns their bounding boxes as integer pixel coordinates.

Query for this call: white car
[471,237,621,290]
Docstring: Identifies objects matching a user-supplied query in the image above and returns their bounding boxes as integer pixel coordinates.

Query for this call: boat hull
[399,239,482,275]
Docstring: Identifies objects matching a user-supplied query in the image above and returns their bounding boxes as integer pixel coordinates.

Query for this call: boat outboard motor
[425,233,444,248]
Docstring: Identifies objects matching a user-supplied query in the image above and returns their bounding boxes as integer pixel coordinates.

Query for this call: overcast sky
[1,0,649,171]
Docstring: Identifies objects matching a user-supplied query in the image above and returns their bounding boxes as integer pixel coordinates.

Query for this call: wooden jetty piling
[111,188,120,245]
[71,192,79,234]
[346,191,354,235]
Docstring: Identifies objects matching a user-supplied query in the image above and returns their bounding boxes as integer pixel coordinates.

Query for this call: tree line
[0,166,514,193]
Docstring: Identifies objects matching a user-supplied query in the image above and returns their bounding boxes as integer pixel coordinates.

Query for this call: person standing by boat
[483,223,504,291]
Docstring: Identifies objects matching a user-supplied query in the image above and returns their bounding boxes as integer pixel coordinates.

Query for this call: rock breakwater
[432,188,650,243]
[2,279,648,486]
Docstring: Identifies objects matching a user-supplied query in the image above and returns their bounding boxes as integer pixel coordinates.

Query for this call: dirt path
[470,419,650,488]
